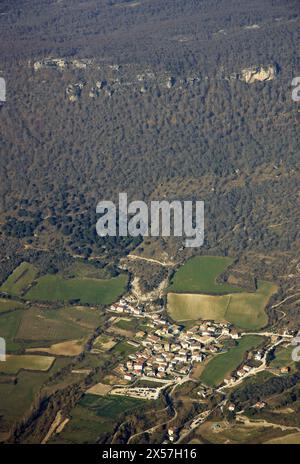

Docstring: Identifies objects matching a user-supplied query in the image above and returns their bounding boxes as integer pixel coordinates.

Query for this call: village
[106,297,273,389]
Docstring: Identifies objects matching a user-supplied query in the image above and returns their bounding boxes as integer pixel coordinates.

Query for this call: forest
[0,0,299,280]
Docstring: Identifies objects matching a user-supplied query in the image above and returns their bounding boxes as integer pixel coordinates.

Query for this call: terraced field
[111,340,140,357]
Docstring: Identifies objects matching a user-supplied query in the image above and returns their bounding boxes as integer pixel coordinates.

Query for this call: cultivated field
[225,281,277,329]
[168,292,229,322]
[25,273,128,305]
[0,299,24,314]
[111,340,140,357]
[200,335,264,387]
[265,432,300,444]
[0,354,55,374]
[113,317,148,333]
[50,405,115,444]
[92,334,117,352]
[168,256,243,294]
[168,281,277,330]
[193,419,287,444]
[0,262,38,296]
[16,306,103,342]
[0,358,69,440]
[0,310,24,352]
[51,394,146,444]
[80,394,145,418]
[62,261,113,280]
[86,383,112,396]
[26,339,85,357]
[270,345,295,369]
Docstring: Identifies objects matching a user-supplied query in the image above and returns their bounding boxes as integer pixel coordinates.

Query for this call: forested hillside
[0,0,299,275]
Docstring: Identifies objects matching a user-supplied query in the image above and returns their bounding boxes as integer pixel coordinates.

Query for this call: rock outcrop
[66,83,85,102]
[239,65,278,84]
[33,58,92,72]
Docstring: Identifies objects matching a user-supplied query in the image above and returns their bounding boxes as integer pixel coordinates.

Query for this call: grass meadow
[25,273,128,305]
[200,335,264,387]
[0,262,38,296]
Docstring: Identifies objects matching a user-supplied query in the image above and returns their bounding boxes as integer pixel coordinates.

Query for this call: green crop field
[0,358,69,441]
[80,393,145,418]
[224,281,277,329]
[62,260,113,280]
[0,310,24,352]
[111,340,140,357]
[270,345,295,369]
[114,318,147,333]
[168,281,277,330]
[168,292,228,322]
[0,299,24,314]
[51,394,146,444]
[200,335,264,387]
[0,262,38,296]
[114,318,136,331]
[168,256,243,294]
[0,354,55,374]
[51,405,115,444]
[0,305,104,352]
[25,273,128,305]
[16,306,104,342]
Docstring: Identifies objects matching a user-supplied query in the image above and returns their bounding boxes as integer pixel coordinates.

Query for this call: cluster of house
[120,340,194,381]
[109,299,144,316]
[228,400,267,413]
[197,385,214,399]
[236,364,256,378]
[253,401,267,409]
[116,315,241,381]
[224,351,265,385]
[167,427,178,442]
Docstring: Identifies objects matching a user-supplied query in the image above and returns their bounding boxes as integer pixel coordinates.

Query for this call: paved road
[217,337,286,393]
[127,376,191,444]
[175,400,227,444]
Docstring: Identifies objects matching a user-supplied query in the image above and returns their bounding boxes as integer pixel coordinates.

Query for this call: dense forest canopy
[0,0,299,272]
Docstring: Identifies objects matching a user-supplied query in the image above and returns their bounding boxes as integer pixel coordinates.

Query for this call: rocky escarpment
[30,58,280,103]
